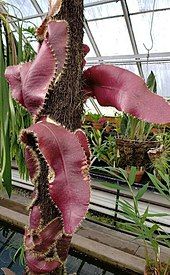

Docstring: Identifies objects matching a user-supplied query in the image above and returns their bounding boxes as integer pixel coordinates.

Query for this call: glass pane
[127,0,170,13]
[22,17,42,29]
[88,18,133,56]
[116,64,139,75]
[84,99,118,116]
[85,2,123,20]
[38,0,49,13]
[5,0,37,17]
[131,11,170,53]
[142,63,170,97]
[83,31,96,57]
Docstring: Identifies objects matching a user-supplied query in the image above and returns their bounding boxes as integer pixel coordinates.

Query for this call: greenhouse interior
[0,0,170,274]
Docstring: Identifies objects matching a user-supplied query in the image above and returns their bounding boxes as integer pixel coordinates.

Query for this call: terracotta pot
[92,122,103,130]
[126,166,145,183]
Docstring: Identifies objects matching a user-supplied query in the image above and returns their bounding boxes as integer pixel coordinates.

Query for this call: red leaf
[23,39,56,114]
[25,217,62,252]
[83,44,90,67]
[47,20,68,74]
[83,65,170,124]
[26,251,61,273]
[5,63,31,106]
[25,147,39,180]
[1,268,15,275]
[57,235,72,262]
[5,21,68,115]
[21,121,90,235]
[75,129,91,164]
[29,205,41,229]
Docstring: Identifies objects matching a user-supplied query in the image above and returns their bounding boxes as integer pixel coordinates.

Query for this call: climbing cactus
[4,0,170,274]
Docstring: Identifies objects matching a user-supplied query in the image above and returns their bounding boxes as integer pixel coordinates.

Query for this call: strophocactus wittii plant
[4,0,170,274]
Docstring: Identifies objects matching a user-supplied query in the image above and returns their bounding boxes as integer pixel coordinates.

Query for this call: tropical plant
[147,171,170,202]
[96,166,170,274]
[148,130,170,176]
[3,0,170,273]
[118,113,154,142]
[0,7,35,195]
[84,126,116,167]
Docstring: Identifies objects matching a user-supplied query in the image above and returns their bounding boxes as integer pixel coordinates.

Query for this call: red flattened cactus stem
[5,21,68,116]
[21,120,90,274]
[83,64,170,124]
[24,121,90,235]
[75,129,91,165]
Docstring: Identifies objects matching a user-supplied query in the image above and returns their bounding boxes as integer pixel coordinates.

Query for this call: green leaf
[119,168,128,181]
[147,71,157,93]
[135,183,148,201]
[149,224,159,236]
[141,205,149,222]
[156,234,170,240]
[147,173,170,200]
[18,25,23,63]
[100,182,126,191]
[157,170,169,185]
[128,166,137,185]
[147,212,170,217]
[2,124,12,197]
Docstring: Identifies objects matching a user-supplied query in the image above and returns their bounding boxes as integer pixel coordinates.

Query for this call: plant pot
[116,138,160,169]
[126,166,145,183]
[92,122,103,130]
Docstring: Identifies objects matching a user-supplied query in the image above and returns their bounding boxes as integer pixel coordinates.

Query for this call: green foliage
[0,13,34,195]
[118,113,154,141]
[147,71,157,93]
[11,101,32,180]
[150,131,170,175]
[84,126,117,167]
[85,112,103,122]
[22,26,36,62]
[97,166,170,271]
[147,171,170,201]
[13,243,25,266]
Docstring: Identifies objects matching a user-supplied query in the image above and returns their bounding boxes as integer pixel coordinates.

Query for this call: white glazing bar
[121,0,144,78]
[84,0,120,8]
[30,0,44,18]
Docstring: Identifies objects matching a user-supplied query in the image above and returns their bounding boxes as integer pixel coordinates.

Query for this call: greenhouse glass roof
[1,0,170,114]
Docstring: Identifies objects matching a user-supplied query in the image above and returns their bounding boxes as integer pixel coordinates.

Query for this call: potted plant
[114,71,160,179]
[115,113,160,182]
[84,125,116,167]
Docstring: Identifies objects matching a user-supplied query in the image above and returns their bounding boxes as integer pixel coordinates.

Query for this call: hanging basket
[116,138,160,169]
